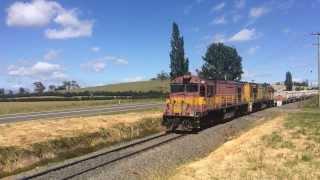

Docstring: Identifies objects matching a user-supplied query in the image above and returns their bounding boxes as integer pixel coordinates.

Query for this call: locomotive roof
[171,75,272,87]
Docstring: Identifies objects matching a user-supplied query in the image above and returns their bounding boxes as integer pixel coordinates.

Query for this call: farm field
[170,98,320,179]
[0,108,164,177]
[74,79,170,93]
[0,98,163,115]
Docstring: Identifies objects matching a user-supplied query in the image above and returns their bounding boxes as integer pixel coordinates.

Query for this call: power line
[311,32,320,107]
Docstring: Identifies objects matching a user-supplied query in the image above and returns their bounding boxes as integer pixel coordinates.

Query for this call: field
[74,79,170,93]
[170,98,320,179]
[0,98,162,115]
[0,108,164,177]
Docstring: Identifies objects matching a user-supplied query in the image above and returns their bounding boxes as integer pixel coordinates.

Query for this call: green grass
[284,111,320,143]
[261,131,295,149]
[74,79,170,93]
[0,117,164,178]
[298,95,320,109]
[0,98,163,115]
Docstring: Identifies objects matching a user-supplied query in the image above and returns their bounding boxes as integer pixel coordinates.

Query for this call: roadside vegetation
[170,98,320,179]
[0,109,164,177]
[0,98,163,115]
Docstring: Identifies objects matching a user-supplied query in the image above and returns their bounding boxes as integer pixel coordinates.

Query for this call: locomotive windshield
[171,84,184,93]
[170,83,198,93]
[186,84,198,92]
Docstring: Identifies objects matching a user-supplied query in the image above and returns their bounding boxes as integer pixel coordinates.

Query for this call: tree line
[0,80,81,97]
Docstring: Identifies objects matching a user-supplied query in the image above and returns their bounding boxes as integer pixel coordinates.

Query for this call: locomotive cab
[162,75,208,131]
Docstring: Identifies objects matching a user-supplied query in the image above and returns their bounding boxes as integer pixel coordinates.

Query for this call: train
[162,74,316,131]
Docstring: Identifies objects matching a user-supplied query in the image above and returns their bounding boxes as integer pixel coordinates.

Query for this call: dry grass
[0,110,161,148]
[170,109,320,180]
[0,109,164,177]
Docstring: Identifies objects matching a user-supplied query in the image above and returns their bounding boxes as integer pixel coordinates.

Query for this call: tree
[48,85,56,92]
[170,22,189,79]
[18,87,26,95]
[284,71,293,91]
[0,88,4,96]
[8,90,13,96]
[57,81,80,91]
[33,82,45,94]
[151,71,170,81]
[70,81,80,89]
[199,43,243,81]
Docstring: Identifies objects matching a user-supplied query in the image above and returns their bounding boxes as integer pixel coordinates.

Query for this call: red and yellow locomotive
[162,74,274,131]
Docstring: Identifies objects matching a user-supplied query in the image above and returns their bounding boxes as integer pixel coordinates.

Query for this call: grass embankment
[0,109,164,177]
[74,79,170,93]
[0,98,162,115]
[170,98,320,179]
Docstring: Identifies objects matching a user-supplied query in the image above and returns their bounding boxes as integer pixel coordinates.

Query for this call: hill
[75,80,170,93]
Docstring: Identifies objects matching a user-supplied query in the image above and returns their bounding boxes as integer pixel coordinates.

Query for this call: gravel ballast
[76,107,285,180]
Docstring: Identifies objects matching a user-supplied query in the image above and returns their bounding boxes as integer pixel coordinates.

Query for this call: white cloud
[45,10,93,39]
[81,56,128,72]
[211,16,227,25]
[114,58,129,65]
[103,56,129,65]
[248,46,260,55]
[81,61,106,72]
[6,0,61,27]
[44,49,60,61]
[91,46,100,52]
[212,2,225,12]
[7,61,67,81]
[6,0,93,39]
[229,28,257,42]
[235,0,245,9]
[249,7,269,18]
[51,71,68,80]
[122,76,145,82]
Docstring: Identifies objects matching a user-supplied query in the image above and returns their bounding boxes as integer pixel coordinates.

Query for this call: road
[0,103,163,124]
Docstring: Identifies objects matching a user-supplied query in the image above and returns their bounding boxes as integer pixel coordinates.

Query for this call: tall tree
[33,82,45,94]
[199,43,243,80]
[285,71,293,91]
[170,22,189,79]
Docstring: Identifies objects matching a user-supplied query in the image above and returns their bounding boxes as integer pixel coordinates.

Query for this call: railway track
[17,132,186,180]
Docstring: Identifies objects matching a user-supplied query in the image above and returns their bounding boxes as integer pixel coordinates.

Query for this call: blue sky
[0,0,319,90]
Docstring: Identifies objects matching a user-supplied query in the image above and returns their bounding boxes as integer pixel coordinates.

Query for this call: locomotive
[162,74,275,131]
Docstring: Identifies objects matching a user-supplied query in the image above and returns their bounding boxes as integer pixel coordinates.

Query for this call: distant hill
[75,80,170,93]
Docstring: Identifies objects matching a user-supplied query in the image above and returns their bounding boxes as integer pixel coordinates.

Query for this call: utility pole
[311,32,320,107]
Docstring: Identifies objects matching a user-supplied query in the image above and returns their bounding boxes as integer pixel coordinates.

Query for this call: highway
[0,103,163,124]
